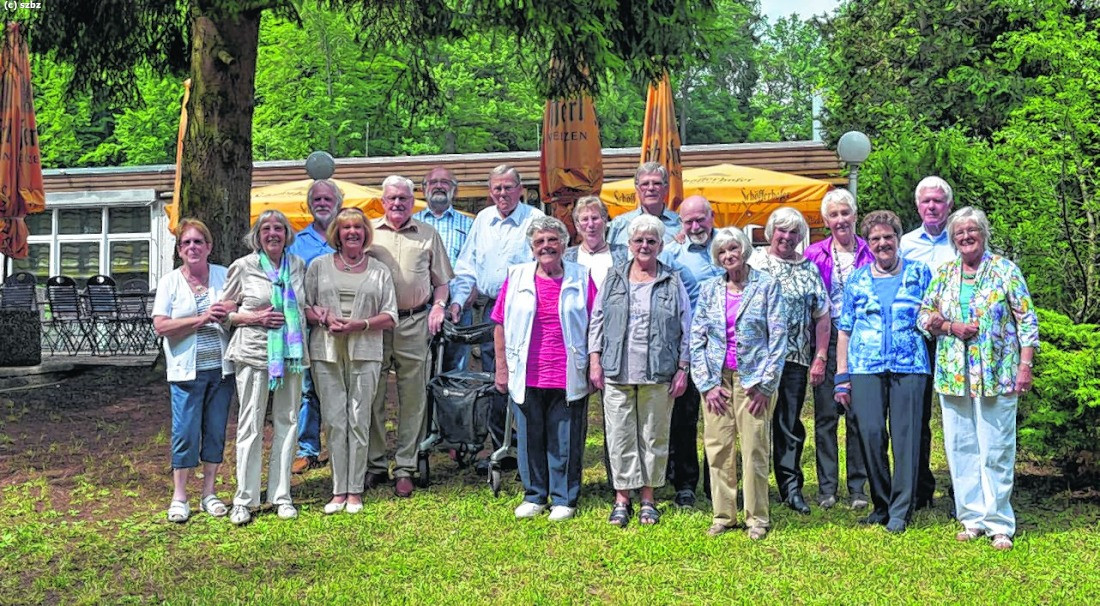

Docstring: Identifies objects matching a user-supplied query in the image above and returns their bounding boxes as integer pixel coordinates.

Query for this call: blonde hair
[326,208,373,252]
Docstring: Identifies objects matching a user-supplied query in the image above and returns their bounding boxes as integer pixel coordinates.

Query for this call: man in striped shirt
[414,167,474,371]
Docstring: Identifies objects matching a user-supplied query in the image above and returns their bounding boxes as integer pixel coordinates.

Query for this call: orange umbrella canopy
[640,72,684,211]
[0,23,45,259]
[600,163,833,230]
[249,179,388,232]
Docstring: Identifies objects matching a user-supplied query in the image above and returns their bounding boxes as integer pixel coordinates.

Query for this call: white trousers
[233,365,302,508]
[314,358,380,495]
[940,387,1017,537]
[603,383,673,491]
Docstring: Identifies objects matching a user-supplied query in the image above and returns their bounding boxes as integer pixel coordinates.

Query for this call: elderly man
[605,162,683,248]
[660,195,723,507]
[450,164,545,467]
[367,175,453,498]
[289,179,342,474]
[900,176,958,510]
[414,167,474,372]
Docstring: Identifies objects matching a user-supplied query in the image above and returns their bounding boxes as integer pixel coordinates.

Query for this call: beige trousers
[368,311,430,478]
[233,365,302,508]
[703,368,775,529]
[314,353,380,495]
[604,382,674,491]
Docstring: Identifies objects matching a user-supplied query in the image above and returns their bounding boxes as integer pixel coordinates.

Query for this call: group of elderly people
[154,165,1037,550]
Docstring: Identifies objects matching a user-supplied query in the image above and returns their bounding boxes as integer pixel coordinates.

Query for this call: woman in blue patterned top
[690,227,787,540]
[834,210,931,534]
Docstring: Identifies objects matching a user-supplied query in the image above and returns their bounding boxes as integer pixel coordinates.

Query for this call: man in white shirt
[900,175,957,510]
[449,165,544,467]
[605,162,683,247]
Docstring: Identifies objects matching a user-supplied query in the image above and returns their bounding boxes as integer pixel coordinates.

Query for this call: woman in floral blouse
[918,206,1039,551]
[690,227,786,540]
[833,211,931,534]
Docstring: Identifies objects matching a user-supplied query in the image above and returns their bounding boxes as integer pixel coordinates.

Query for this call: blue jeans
[513,387,588,507]
[441,306,474,373]
[169,369,235,468]
[296,369,322,458]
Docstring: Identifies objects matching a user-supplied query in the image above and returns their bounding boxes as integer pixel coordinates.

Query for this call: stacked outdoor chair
[85,274,142,355]
[1,272,43,364]
[1,271,38,312]
[45,275,96,355]
[118,278,157,354]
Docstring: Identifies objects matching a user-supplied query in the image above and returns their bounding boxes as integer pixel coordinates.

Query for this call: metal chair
[85,274,140,355]
[0,272,37,312]
[118,278,156,354]
[45,276,96,355]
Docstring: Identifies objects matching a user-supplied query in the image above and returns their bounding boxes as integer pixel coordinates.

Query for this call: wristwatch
[678,363,690,372]
[434,300,446,308]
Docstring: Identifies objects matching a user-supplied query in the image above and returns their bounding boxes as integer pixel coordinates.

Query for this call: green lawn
[1,369,1098,604]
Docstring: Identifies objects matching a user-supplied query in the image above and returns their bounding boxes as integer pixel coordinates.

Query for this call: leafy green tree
[749,14,825,142]
[25,0,717,262]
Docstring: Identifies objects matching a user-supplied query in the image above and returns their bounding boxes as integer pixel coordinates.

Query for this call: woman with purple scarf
[222,210,310,526]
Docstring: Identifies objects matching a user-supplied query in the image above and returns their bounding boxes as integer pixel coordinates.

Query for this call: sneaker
[276,504,298,520]
[818,494,837,509]
[548,506,576,521]
[514,501,547,519]
[674,489,696,509]
[229,505,251,526]
[850,494,870,510]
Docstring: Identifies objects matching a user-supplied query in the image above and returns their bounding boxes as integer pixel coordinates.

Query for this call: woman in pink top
[491,217,597,521]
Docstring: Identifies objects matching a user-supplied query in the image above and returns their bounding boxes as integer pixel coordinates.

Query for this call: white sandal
[200,494,229,517]
[167,500,190,523]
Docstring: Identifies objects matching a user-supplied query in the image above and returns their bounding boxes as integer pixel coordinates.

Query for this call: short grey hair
[946,206,991,253]
[915,176,954,205]
[244,209,296,252]
[710,227,753,266]
[526,216,570,248]
[634,162,669,185]
[572,195,610,223]
[627,213,666,242]
[820,188,857,218]
[489,164,522,188]
[764,207,809,240]
[381,175,415,195]
[307,179,345,207]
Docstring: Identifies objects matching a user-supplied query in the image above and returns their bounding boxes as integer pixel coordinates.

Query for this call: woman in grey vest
[589,214,692,527]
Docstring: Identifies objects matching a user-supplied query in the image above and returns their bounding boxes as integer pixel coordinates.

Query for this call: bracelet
[1019,359,1033,368]
[833,385,851,395]
[434,300,446,308]
[364,318,370,332]
[834,372,850,384]
[815,352,827,362]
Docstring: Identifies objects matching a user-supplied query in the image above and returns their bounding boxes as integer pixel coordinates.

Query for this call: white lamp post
[836,131,871,201]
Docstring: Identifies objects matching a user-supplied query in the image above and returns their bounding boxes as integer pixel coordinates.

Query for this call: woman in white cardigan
[153,218,236,523]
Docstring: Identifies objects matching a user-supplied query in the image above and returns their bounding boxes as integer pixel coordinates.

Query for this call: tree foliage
[749,14,825,142]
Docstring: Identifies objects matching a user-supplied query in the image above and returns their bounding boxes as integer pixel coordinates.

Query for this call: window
[109,241,150,285]
[108,207,150,234]
[10,243,50,281]
[58,209,102,235]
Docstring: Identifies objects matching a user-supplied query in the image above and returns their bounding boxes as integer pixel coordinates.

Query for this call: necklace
[873,257,901,276]
[338,252,366,272]
[183,268,208,294]
[830,240,856,289]
[581,241,609,255]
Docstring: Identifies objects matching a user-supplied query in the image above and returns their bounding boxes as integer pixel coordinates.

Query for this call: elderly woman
[748,207,830,515]
[222,210,310,526]
[490,216,597,521]
[833,211,931,533]
[919,206,1038,551]
[153,219,236,523]
[589,214,691,527]
[690,227,786,539]
[563,195,628,290]
[304,208,397,515]
[804,189,872,509]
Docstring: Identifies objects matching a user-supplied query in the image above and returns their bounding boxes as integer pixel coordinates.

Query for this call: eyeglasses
[180,238,206,246]
[491,185,518,194]
[637,181,666,190]
[426,179,454,187]
[630,237,660,246]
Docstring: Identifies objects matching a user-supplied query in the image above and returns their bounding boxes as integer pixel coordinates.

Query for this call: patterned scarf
[258,251,304,390]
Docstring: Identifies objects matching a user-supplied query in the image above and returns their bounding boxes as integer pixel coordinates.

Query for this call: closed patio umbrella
[0,22,45,259]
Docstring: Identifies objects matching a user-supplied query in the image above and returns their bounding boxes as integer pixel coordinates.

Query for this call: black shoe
[787,493,811,515]
[858,512,888,526]
[674,489,696,509]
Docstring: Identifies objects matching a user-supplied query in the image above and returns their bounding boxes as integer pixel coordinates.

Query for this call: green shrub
[1019,308,1100,479]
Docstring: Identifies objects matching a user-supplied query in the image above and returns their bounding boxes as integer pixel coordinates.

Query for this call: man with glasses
[449,165,545,470]
[414,167,474,371]
[605,162,683,248]
[660,195,723,508]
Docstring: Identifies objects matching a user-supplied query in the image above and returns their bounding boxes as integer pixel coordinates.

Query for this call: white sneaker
[514,501,547,519]
[548,506,576,521]
[276,504,298,520]
[229,505,251,526]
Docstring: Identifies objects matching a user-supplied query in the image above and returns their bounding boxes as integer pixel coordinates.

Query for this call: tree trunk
[179,6,261,266]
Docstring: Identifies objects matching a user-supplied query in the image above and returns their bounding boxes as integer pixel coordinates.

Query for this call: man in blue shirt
[661,195,722,508]
[605,162,683,247]
[448,165,543,468]
[899,176,957,510]
[414,166,474,372]
[288,179,340,474]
